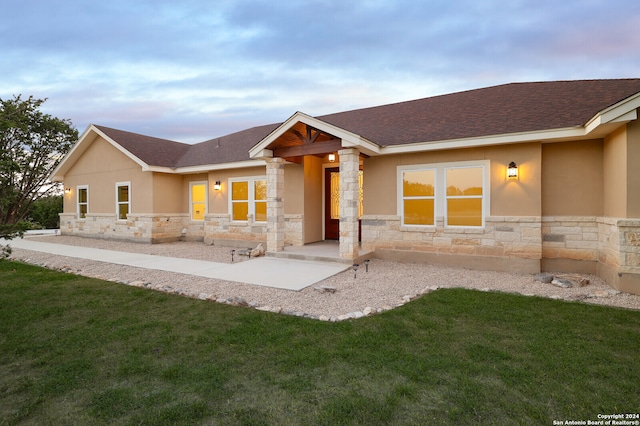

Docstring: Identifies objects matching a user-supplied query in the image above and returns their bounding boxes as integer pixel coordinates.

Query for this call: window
[398,161,489,228]
[116,182,130,220]
[401,169,435,225]
[190,182,207,221]
[77,185,88,219]
[446,166,483,227]
[230,177,267,222]
[254,179,267,222]
[329,170,364,220]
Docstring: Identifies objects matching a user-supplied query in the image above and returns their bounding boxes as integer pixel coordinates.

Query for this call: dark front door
[324,167,340,240]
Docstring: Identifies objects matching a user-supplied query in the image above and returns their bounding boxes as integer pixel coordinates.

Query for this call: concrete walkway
[5,237,350,291]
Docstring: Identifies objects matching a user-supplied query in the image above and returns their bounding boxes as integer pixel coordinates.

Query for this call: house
[51,79,640,295]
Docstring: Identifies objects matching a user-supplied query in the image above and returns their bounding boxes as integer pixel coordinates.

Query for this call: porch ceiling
[266,122,342,163]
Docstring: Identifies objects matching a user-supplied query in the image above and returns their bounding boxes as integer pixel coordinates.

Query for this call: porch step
[266,248,373,265]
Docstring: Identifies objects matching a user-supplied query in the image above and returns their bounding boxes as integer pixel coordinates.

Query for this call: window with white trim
[445,166,483,227]
[229,177,267,222]
[77,185,88,219]
[401,169,435,226]
[398,161,489,228]
[190,181,208,221]
[116,182,130,220]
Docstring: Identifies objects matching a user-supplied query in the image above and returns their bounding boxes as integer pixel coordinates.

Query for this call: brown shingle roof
[95,125,190,167]
[175,123,280,167]
[95,79,640,168]
[318,79,640,146]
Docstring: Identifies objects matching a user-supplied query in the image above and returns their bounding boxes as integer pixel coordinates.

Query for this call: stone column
[266,157,286,252]
[339,148,360,259]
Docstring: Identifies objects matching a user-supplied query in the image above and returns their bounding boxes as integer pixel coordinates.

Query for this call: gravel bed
[8,235,640,320]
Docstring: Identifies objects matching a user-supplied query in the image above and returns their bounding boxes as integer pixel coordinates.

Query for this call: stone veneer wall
[542,216,599,270]
[203,213,266,246]
[598,218,640,292]
[59,213,193,243]
[60,210,304,248]
[203,213,304,247]
[360,215,542,272]
[284,214,304,246]
[539,216,640,293]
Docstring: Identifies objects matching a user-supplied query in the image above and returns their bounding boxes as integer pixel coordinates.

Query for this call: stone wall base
[596,262,640,294]
[373,248,540,274]
[541,258,598,275]
[60,213,203,243]
[208,239,264,249]
[60,211,640,295]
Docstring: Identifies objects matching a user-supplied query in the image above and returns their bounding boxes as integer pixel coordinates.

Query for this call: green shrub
[27,195,62,229]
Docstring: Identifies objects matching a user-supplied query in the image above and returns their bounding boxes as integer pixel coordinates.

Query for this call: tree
[28,195,63,229]
[0,95,78,225]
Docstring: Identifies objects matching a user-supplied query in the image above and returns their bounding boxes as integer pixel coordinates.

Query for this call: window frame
[189,181,208,221]
[115,181,131,221]
[228,176,267,223]
[397,160,490,229]
[444,164,486,228]
[398,167,437,227]
[77,185,88,220]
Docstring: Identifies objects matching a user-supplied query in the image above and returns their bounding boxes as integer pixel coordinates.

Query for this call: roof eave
[379,127,590,155]
[160,159,268,174]
[585,92,640,134]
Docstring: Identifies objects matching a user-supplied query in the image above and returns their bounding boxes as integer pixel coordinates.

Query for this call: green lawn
[1,260,639,425]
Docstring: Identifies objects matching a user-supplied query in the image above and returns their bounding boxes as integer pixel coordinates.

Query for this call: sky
[2,0,639,144]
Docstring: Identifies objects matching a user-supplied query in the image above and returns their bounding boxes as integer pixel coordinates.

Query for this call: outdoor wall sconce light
[65,188,71,194]
[214,180,221,191]
[507,162,518,179]
[328,153,336,162]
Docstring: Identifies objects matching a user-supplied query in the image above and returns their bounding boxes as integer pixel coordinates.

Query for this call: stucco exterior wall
[359,144,543,272]
[62,135,153,214]
[57,120,640,294]
[60,137,204,242]
[206,166,266,214]
[204,165,307,246]
[627,117,640,217]
[284,164,304,214]
[604,126,628,218]
[152,173,184,213]
[541,140,604,216]
[304,156,323,243]
[363,143,542,217]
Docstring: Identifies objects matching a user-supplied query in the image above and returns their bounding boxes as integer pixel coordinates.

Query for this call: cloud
[2,0,639,143]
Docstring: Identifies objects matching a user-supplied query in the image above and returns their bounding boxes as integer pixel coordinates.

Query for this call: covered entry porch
[249,112,377,261]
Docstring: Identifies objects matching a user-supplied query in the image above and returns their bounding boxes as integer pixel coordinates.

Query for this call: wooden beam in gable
[291,126,324,145]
